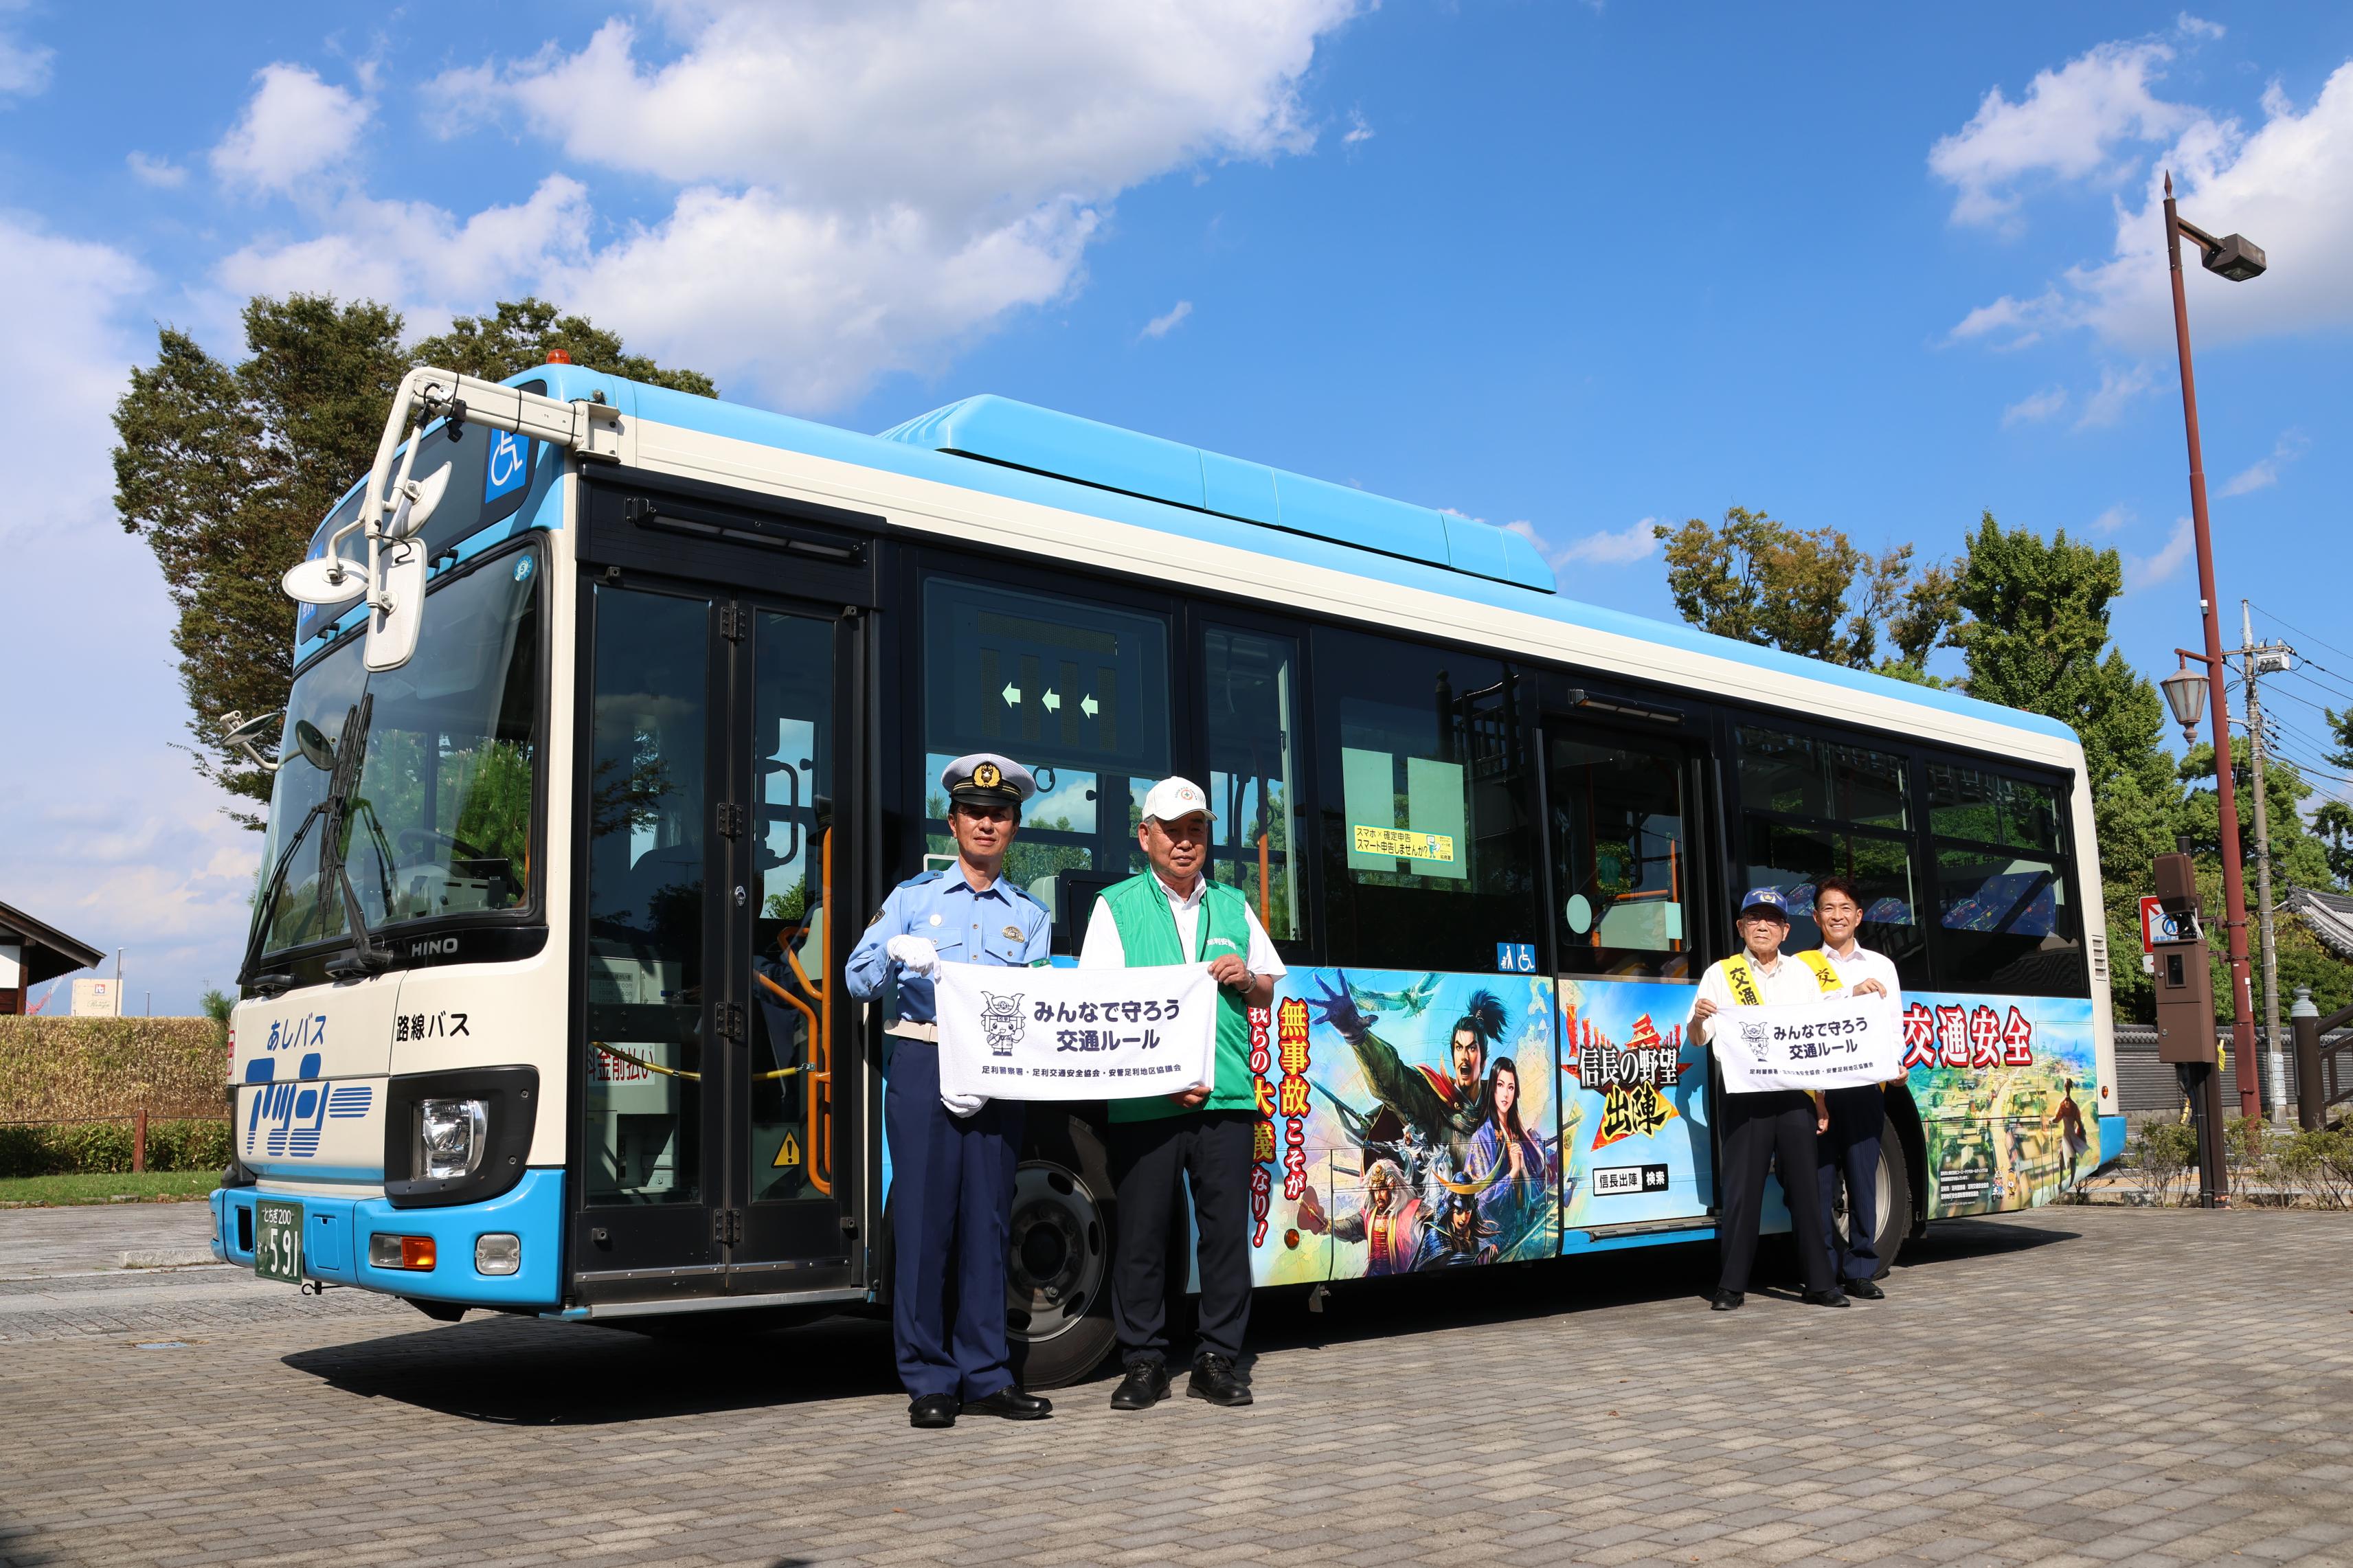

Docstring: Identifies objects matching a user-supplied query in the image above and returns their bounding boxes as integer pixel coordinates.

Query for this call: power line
[2249,599,2353,668]
[2281,663,2353,706]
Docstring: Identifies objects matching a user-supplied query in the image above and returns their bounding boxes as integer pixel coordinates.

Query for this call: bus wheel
[1832,1137,1913,1280]
[1006,1114,1116,1390]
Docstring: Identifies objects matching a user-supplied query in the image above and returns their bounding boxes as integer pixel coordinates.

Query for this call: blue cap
[1737,887,1791,919]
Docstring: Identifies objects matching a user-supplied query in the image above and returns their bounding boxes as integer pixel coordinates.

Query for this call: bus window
[1736,725,1924,981]
[583,585,709,1207]
[922,576,1170,922]
[1313,629,1540,971]
[1204,628,1301,943]
[1547,733,1693,980]
[1927,764,2084,995]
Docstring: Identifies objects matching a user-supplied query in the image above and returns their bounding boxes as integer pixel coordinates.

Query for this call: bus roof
[381,364,2082,748]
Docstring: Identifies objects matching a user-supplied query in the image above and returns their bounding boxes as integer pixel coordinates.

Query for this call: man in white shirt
[1080,776,1285,1411]
[1689,887,1847,1313]
[1807,875,1900,1301]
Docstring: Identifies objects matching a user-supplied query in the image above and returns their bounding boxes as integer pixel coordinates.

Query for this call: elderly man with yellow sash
[1080,776,1285,1411]
[1689,887,1849,1313]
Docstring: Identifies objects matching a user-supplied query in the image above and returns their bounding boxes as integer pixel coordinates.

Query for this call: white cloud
[2176,13,2225,43]
[2001,386,2069,426]
[210,63,371,194]
[416,0,1358,406]
[0,14,52,97]
[218,177,593,336]
[0,213,259,1012]
[2218,429,2309,496]
[2074,363,2154,428]
[1140,299,1193,339]
[1929,39,2191,229]
[1343,109,1374,146]
[126,151,187,188]
[2091,503,2133,533]
[2126,516,2196,590]
[1947,45,2353,352]
[1508,516,1660,569]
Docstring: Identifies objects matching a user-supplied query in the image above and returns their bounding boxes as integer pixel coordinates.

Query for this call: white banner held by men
[935,962,1219,1102]
[1713,994,1904,1093]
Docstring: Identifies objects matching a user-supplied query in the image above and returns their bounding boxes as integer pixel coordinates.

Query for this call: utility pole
[2240,600,2293,1126]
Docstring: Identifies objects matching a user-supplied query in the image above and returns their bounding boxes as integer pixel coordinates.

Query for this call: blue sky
[3,2,2350,1012]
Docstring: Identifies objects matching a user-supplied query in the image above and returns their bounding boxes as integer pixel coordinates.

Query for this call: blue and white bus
[215,363,2121,1384]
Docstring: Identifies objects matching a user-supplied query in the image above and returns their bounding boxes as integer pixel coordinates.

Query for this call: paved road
[2,1205,2349,1567]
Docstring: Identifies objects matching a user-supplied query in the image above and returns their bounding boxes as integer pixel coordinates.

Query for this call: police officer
[846,754,1053,1429]
[1688,887,1847,1313]
[1807,874,1900,1300]
[1079,776,1285,1411]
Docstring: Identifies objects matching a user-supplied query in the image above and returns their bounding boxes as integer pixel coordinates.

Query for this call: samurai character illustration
[1302,1157,1423,1276]
[2047,1078,2089,1186]
[1461,1057,1554,1256]
[1422,1190,1500,1268]
[1305,974,1507,1179]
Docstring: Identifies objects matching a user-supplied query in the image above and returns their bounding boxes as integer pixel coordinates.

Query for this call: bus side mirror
[364,538,428,672]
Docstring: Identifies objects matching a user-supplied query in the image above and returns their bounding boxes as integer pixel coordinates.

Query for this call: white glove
[886,934,939,977]
[941,1088,987,1118]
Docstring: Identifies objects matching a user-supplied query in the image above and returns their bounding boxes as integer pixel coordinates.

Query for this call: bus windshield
[253,545,543,959]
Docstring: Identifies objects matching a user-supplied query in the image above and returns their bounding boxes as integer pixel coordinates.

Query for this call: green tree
[1947,514,2179,1023]
[114,293,712,825]
[1652,506,1957,674]
[411,297,718,396]
[2177,735,2350,1021]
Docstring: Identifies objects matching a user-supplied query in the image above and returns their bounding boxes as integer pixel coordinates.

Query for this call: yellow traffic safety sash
[1721,949,1842,1006]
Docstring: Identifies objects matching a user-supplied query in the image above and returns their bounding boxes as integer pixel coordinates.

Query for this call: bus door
[574,481,876,1309]
[1540,712,1720,1236]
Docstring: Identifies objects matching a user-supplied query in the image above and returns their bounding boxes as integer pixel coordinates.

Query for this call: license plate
[255,1199,304,1284]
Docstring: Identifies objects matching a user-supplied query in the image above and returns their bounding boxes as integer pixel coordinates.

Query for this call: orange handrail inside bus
[1257,833,1271,927]
[780,826,835,1196]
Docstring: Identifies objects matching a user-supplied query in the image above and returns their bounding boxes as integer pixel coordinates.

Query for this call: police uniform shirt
[1691,948,1851,1045]
[1077,874,1286,978]
[1816,940,1903,1022]
[845,871,1050,1025]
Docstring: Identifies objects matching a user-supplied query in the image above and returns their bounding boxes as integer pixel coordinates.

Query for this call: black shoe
[908,1394,958,1429]
[1187,1354,1253,1407]
[1803,1287,1851,1308]
[1109,1359,1171,1411]
[963,1385,1052,1420]
[1847,1278,1885,1300]
[1709,1289,1744,1312]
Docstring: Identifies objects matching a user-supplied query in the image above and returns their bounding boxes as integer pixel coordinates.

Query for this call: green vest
[1100,873,1255,1122]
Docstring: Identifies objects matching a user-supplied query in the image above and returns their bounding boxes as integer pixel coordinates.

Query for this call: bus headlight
[417,1098,488,1180]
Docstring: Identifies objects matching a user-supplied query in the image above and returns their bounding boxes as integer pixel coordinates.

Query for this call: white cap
[1140,775,1214,824]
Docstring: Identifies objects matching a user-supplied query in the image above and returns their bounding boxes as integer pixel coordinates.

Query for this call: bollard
[2293,988,2322,1133]
[133,1107,148,1174]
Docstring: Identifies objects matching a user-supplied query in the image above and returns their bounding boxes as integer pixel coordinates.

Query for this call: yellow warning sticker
[1351,825,1456,863]
[774,1128,802,1169]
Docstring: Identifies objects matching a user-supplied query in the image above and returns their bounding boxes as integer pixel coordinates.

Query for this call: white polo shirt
[1692,948,1849,1045]
[1815,938,1903,1021]
[1079,873,1287,977]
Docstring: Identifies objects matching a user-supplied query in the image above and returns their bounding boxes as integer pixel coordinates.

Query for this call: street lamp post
[2161,170,2268,1123]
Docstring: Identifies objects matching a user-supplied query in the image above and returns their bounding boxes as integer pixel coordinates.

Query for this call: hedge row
[0,1016,225,1123]
[0,1119,234,1179]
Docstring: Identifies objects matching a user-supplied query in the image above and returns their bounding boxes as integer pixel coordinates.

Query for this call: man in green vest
[1080,775,1285,1411]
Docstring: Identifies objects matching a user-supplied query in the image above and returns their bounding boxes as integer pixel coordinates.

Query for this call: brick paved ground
[2,1205,2349,1567]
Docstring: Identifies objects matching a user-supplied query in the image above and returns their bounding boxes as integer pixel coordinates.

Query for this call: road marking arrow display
[1000,683,1021,707]
[1080,694,1099,717]
[1042,690,1061,712]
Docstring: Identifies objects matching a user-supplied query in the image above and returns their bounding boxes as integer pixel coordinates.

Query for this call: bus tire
[1006,1110,1118,1390]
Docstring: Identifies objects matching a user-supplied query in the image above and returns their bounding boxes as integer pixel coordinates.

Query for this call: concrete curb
[118,1248,218,1270]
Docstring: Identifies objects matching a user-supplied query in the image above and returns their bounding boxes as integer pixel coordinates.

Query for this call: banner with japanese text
[1710,995,1904,1093]
[934,961,1217,1102]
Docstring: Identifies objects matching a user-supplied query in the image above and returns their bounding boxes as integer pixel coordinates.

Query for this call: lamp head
[2200,233,2266,282]
[2159,662,2207,745]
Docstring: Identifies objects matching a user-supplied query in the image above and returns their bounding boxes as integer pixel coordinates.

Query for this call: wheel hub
[1005,1162,1105,1344]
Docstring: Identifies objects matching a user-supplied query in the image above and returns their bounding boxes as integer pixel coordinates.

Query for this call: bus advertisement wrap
[1903,990,2098,1218]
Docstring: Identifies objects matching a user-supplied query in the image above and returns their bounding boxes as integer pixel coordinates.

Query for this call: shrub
[2278,1128,2353,1210]
[0,1119,233,1178]
[2128,1119,2201,1205]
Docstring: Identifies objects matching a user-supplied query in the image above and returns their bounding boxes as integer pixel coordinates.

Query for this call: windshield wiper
[316,693,394,979]
[237,797,329,993]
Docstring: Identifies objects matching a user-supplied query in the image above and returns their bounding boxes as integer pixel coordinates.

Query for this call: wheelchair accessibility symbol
[484,429,531,503]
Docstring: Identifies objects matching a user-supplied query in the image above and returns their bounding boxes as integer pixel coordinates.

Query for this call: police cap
[942,752,1035,810]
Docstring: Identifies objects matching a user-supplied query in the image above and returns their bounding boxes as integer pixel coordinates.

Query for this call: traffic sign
[2139,895,2188,951]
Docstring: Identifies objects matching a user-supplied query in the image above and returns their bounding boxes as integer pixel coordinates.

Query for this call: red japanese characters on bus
[1276,998,1311,1201]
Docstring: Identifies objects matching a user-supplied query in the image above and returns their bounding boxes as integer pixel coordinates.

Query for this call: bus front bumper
[212,1167,564,1311]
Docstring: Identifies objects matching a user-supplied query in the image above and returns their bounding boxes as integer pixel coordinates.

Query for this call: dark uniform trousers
[1717,1088,1834,1297]
[883,1040,1026,1401]
[1107,1109,1255,1369]
[1815,1084,1884,1285]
